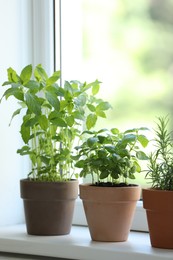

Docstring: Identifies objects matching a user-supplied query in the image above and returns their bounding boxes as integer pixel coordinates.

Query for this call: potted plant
[74,127,149,242]
[0,64,111,235]
[143,116,173,249]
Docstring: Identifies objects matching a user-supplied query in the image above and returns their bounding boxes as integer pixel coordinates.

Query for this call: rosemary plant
[146,116,173,190]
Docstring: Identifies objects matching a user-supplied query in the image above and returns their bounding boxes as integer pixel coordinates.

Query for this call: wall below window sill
[0,225,172,260]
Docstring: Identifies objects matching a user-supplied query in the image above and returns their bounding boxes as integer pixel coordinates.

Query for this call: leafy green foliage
[146,116,173,190]
[1,64,111,181]
[74,127,149,184]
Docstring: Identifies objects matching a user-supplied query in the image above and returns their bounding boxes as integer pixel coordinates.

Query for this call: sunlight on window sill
[0,224,172,260]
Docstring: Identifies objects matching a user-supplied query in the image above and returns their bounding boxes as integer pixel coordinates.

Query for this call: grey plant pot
[20,178,78,236]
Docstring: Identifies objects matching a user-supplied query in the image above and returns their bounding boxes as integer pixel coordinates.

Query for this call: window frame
[54,0,149,233]
[0,0,149,232]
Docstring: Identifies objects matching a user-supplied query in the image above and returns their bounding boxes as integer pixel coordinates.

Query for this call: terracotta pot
[143,188,173,249]
[79,183,140,242]
[20,179,78,236]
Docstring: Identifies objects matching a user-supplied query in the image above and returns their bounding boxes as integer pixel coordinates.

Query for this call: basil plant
[74,127,149,185]
[1,64,111,181]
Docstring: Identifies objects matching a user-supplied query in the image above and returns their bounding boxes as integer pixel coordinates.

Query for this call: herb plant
[74,127,149,185]
[1,64,111,181]
[146,116,173,190]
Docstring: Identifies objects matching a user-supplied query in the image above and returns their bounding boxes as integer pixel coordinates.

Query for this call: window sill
[0,224,172,260]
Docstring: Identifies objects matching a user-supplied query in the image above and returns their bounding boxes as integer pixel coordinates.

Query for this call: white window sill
[0,224,172,260]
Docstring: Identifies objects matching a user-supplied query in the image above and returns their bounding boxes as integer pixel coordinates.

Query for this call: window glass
[56,0,173,186]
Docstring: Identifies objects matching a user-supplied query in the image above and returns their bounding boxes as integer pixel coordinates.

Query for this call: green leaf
[73,111,85,120]
[80,169,87,178]
[50,117,67,127]
[67,102,74,113]
[122,134,136,144]
[20,64,32,85]
[20,123,30,144]
[25,92,41,115]
[111,171,119,179]
[111,128,119,135]
[2,81,11,86]
[71,155,81,160]
[139,127,149,131]
[48,111,59,120]
[97,135,106,143]
[7,67,20,83]
[29,153,37,165]
[92,83,100,95]
[45,91,60,111]
[96,110,106,118]
[75,94,87,106]
[9,108,22,125]
[24,116,38,127]
[86,113,97,130]
[46,71,61,85]
[87,104,96,112]
[66,115,74,127]
[14,90,24,101]
[60,100,67,111]
[98,128,108,133]
[40,156,50,165]
[133,161,141,172]
[98,149,107,158]
[38,115,49,130]
[129,173,136,179]
[34,64,48,82]
[17,146,30,155]
[100,171,109,179]
[136,151,149,160]
[96,101,111,111]
[75,160,85,168]
[83,80,101,92]
[64,81,73,93]
[105,145,116,153]
[124,128,138,134]
[24,80,40,92]
[118,149,130,158]
[87,137,98,147]
[2,87,24,101]
[137,135,149,148]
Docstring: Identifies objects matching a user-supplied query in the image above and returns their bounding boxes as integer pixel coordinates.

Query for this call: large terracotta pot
[143,188,173,249]
[20,179,78,235]
[79,183,140,242]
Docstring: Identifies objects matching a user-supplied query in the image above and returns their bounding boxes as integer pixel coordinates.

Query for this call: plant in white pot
[0,64,111,235]
[74,127,149,242]
[143,116,173,249]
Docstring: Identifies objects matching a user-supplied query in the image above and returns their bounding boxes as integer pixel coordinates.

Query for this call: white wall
[0,0,54,226]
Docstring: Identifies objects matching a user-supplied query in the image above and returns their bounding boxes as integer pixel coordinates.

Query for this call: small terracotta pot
[79,183,140,242]
[143,188,173,249]
[20,179,78,236]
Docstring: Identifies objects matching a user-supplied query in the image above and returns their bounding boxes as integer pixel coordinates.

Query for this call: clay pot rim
[142,188,173,193]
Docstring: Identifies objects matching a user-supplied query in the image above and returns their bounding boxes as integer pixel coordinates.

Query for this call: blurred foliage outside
[60,0,173,186]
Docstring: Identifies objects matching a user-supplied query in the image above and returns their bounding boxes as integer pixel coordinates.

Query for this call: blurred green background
[61,0,173,186]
